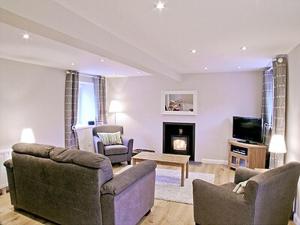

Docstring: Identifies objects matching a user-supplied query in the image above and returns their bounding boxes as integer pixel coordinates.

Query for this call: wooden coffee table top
[132,152,190,164]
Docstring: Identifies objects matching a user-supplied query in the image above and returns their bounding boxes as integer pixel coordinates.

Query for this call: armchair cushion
[104,145,128,156]
[98,132,123,145]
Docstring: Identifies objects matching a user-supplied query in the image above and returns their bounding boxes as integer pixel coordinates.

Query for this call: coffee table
[132,152,190,187]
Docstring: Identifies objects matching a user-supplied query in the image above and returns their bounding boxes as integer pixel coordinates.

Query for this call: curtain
[65,70,79,149]
[93,76,107,125]
[270,56,288,167]
[272,56,288,135]
[261,68,274,145]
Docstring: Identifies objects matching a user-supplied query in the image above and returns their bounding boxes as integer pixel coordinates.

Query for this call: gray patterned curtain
[270,56,288,167]
[93,76,107,125]
[65,70,79,148]
[272,56,288,136]
[261,68,273,145]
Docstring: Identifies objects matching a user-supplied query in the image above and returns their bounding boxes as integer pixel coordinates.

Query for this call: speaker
[88,121,95,125]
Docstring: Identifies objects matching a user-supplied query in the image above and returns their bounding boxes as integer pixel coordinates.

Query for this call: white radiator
[0,149,12,189]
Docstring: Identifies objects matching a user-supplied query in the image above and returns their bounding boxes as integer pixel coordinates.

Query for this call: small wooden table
[132,152,190,187]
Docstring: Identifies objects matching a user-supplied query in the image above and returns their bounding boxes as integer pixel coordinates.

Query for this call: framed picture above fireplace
[161,90,197,115]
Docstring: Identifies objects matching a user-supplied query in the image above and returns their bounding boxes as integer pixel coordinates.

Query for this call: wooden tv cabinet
[228,139,267,169]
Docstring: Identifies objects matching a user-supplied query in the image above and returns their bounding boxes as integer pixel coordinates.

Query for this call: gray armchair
[193,162,300,225]
[5,143,156,225]
[93,125,133,164]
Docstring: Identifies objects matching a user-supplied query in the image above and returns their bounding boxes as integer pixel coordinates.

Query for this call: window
[77,81,96,126]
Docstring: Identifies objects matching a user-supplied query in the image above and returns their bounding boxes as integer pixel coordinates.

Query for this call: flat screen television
[232,116,262,144]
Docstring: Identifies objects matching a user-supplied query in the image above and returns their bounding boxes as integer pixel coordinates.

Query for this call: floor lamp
[269,134,287,168]
[109,100,122,125]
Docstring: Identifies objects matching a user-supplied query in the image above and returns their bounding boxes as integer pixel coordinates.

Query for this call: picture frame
[161,90,198,115]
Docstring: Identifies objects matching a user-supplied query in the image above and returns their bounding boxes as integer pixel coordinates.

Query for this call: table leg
[186,162,189,178]
[181,164,184,187]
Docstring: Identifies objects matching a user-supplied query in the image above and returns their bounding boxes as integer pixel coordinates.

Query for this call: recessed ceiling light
[191,49,197,54]
[204,67,208,71]
[22,33,30,39]
[71,62,75,66]
[155,1,165,10]
[241,46,247,51]
[100,59,105,62]
[237,66,241,69]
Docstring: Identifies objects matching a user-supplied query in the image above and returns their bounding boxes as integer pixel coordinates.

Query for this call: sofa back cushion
[12,143,55,158]
[93,125,123,136]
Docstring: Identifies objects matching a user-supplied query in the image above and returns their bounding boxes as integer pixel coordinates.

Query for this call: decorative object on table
[20,128,35,143]
[269,134,287,168]
[109,100,122,124]
[93,125,133,164]
[193,162,300,225]
[5,143,156,225]
[161,90,197,115]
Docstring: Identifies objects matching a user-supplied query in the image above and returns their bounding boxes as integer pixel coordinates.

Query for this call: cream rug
[115,166,214,205]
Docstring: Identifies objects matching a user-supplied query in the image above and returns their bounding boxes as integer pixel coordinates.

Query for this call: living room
[0,1,300,225]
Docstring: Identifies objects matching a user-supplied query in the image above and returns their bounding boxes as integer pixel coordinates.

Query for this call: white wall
[287,43,300,225]
[107,71,262,162]
[0,58,65,149]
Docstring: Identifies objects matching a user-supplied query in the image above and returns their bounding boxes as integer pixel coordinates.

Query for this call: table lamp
[109,100,122,124]
[269,134,287,168]
[20,128,36,143]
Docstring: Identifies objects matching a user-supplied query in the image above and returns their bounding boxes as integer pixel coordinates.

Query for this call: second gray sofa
[4,143,156,225]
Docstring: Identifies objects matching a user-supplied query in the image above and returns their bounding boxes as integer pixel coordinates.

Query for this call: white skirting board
[201,158,227,165]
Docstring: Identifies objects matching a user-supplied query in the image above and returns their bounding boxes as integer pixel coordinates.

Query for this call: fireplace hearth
[163,122,195,161]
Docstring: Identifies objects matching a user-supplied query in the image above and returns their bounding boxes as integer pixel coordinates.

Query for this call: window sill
[75,125,95,131]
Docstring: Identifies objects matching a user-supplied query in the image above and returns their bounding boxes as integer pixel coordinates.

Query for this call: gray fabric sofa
[93,125,133,164]
[4,143,156,225]
[193,162,300,225]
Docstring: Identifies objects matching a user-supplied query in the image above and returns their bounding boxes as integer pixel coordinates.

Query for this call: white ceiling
[1,0,300,79]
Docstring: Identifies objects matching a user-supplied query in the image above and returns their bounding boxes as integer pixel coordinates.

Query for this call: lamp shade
[20,128,36,143]
[109,100,122,113]
[269,134,287,153]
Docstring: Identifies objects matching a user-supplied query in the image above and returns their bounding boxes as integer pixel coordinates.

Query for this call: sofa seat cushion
[104,145,128,156]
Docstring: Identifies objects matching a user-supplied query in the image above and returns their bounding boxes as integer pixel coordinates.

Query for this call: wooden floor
[0,163,295,225]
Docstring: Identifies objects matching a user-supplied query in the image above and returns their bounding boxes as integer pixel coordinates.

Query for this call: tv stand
[228,139,267,169]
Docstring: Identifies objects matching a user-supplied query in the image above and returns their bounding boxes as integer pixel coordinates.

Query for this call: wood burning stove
[163,122,195,161]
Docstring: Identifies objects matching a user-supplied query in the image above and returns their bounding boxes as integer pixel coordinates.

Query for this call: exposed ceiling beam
[0,1,181,81]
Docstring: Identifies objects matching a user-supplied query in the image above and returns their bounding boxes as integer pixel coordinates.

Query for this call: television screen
[233,116,262,143]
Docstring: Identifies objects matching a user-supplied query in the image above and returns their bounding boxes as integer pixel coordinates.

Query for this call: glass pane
[231,156,237,164]
[239,158,246,167]
[77,82,96,125]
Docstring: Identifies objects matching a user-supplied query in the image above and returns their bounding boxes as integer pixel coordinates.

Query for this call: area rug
[115,166,214,205]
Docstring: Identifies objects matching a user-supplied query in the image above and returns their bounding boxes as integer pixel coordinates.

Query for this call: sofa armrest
[4,160,17,206]
[193,179,252,225]
[234,167,262,184]
[101,160,156,195]
[93,135,105,155]
[122,137,133,154]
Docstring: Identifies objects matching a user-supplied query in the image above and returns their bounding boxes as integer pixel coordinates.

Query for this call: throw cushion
[233,180,248,194]
[97,132,123,145]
